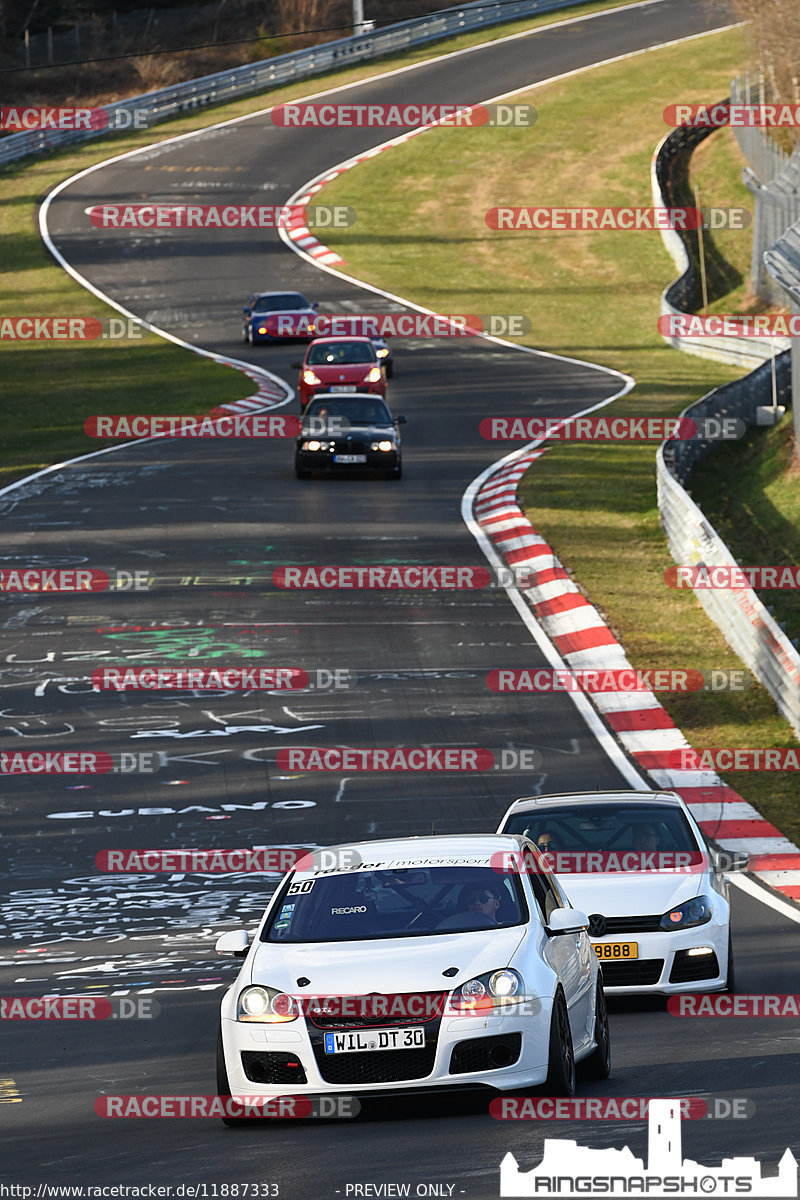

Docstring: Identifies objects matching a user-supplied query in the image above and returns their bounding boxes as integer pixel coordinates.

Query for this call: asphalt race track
[4,1,800,1195]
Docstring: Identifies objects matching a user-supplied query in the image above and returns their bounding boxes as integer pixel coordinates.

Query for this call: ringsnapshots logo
[95,846,361,873]
[491,1096,754,1121]
[90,667,312,691]
[88,204,355,230]
[84,414,311,439]
[498,1099,797,1197]
[491,847,707,875]
[659,314,800,338]
[270,102,537,128]
[665,100,800,129]
[1,106,150,131]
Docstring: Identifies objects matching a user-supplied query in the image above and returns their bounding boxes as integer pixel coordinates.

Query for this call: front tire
[544,988,576,1096]
[723,930,736,993]
[295,461,310,479]
[579,980,611,1080]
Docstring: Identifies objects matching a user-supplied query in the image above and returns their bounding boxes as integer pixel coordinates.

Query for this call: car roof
[502,790,685,816]
[294,833,530,873]
[304,391,391,405]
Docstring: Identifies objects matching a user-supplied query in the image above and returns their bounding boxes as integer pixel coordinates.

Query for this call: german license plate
[593,942,638,960]
[334,454,367,464]
[330,385,355,392]
[323,1026,425,1054]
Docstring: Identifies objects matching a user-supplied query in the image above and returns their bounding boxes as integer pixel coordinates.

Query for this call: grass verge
[0,0,652,486]
[309,24,800,842]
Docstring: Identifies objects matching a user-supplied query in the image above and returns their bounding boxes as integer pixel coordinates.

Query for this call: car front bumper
[220,1003,553,1099]
[295,448,399,472]
[591,917,729,994]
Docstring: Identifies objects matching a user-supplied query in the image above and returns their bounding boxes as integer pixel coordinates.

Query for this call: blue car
[242,291,319,344]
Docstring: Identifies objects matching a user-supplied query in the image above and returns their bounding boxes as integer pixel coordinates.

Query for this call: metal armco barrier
[654,118,800,739]
[0,0,579,167]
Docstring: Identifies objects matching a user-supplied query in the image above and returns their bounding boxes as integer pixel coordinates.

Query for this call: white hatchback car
[215,834,610,1120]
[497,791,740,995]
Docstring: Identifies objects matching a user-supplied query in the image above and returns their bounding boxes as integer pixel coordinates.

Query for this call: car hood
[248,927,526,993]
[557,871,705,917]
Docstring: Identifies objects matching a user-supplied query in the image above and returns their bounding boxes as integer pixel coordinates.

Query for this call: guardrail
[0,0,581,168]
[654,121,800,740]
[652,114,786,368]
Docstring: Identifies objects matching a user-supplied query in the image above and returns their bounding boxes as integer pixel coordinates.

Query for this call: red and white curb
[474,448,800,903]
[209,359,292,415]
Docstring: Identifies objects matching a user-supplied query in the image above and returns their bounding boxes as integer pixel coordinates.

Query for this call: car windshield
[303,398,392,426]
[252,293,309,312]
[263,865,527,942]
[307,341,376,365]
[502,803,700,855]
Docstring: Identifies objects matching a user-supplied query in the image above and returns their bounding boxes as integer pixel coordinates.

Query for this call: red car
[292,336,386,408]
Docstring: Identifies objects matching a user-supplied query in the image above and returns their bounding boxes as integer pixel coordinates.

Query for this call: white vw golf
[214,835,610,1120]
[497,791,741,995]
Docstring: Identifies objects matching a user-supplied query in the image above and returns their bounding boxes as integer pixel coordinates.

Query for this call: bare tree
[728,0,800,133]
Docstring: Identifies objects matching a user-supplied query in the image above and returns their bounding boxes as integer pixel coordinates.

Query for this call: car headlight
[303,370,322,385]
[660,895,713,930]
[257,325,267,334]
[448,968,524,1013]
[237,985,299,1023]
[301,439,332,451]
[375,347,389,358]
[370,439,394,452]
[363,366,383,383]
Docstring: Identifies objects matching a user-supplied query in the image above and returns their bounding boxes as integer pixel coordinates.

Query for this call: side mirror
[712,849,750,873]
[290,360,302,370]
[311,301,319,309]
[547,907,589,935]
[394,415,407,425]
[215,930,249,958]
[242,307,251,316]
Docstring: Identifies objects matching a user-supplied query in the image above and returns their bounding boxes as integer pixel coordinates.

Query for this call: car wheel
[723,930,736,993]
[544,988,576,1096]
[217,1026,259,1126]
[247,326,255,345]
[578,980,611,1080]
[241,324,250,343]
[295,461,310,480]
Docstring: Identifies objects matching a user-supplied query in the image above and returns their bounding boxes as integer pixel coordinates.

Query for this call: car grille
[240,1051,307,1085]
[591,915,664,936]
[601,959,664,986]
[305,993,446,1030]
[312,1043,437,1084]
[338,439,366,453]
[449,1034,522,1075]
[669,950,720,983]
